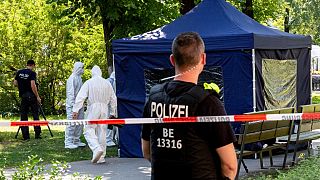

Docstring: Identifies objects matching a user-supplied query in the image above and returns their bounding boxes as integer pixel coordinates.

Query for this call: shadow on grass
[0,129,117,168]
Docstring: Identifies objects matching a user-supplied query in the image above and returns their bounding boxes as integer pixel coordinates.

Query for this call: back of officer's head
[171,32,205,69]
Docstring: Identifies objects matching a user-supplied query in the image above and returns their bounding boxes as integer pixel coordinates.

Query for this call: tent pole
[112,53,117,93]
[252,49,256,112]
[113,54,115,73]
[310,54,313,105]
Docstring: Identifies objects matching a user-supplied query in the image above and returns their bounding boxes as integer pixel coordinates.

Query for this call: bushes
[0,155,102,180]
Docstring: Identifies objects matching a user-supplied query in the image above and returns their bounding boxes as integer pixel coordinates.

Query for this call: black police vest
[148,82,211,174]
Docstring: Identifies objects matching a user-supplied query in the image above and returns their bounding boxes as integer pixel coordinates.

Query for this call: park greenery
[0,124,117,169]
[0,0,320,115]
[0,155,103,179]
[1,1,320,179]
[0,0,180,115]
[242,154,320,180]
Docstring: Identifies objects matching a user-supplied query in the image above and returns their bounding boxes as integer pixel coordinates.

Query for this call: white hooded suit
[65,62,85,148]
[106,72,118,146]
[73,65,117,162]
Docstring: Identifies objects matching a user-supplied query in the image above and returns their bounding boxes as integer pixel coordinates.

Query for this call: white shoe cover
[91,150,103,163]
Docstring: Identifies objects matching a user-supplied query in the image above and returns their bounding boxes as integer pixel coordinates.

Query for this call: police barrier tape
[1,113,320,127]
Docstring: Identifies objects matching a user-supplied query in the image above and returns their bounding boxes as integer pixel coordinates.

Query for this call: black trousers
[20,93,41,139]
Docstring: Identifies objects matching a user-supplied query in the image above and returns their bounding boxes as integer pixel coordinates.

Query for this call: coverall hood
[91,65,102,77]
[109,72,115,80]
[73,62,84,76]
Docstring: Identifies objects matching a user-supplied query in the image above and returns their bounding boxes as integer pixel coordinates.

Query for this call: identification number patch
[155,128,182,149]
[156,138,182,149]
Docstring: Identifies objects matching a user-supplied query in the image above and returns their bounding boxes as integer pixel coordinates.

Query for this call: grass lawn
[243,154,320,180]
[0,115,117,168]
[312,94,320,104]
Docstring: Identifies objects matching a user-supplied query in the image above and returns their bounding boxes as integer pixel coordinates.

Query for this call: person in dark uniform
[141,32,237,180]
[14,60,42,140]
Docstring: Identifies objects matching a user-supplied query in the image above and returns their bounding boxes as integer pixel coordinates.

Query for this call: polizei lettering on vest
[151,102,189,118]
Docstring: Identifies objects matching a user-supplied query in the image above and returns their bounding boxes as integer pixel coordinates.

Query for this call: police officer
[141,32,237,180]
[14,60,41,140]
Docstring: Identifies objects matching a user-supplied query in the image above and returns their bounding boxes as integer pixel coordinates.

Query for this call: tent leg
[252,49,256,112]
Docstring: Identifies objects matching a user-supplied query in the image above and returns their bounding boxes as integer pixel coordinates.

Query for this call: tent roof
[113,0,311,53]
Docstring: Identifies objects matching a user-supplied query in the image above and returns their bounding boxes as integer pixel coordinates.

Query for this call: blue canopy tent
[112,0,312,157]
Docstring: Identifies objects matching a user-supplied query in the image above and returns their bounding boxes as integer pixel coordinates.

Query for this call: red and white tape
[1,113,320,127]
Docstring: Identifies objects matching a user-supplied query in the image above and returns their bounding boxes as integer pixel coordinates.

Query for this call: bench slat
[276,127,290,137]
[312,122,320,129]
[277,120,291,128]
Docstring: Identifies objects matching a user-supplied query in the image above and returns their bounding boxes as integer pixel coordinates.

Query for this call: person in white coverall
[106,72,118,147]
[72,65,117,164]
[65,62,86,149]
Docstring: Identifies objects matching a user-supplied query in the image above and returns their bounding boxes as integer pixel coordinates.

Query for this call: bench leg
[307,141,311,157]
[283,144,290,169]
[259,151,264,169]
[236,155,249,180]
[269,150,273,167]
[236,158,242,180]
[242,159,249,173]
[292,142,298,166]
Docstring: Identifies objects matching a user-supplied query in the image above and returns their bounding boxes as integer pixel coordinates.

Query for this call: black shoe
[23,137,30,141]
[35,135,42,139]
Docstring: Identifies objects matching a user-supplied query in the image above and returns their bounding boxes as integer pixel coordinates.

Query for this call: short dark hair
[171,32,205,68]
[27,59,35,66]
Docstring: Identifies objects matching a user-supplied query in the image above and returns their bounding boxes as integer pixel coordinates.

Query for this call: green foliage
[0,0,181,115]
[0,0,106,114]
[11,155,45,179]
[0,169,5,180]
[287,0,320,44]
[227,0,287,24]
[48,160,69,180]
[47,0,181,72]
[1,154,102,179]
[50,0,180,39]
[312,95,320,104]
[226,0,320,44]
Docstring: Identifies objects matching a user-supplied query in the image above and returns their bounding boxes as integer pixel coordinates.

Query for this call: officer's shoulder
[201,82,220,98]
[149,83,166,95]
[17,69,23,73]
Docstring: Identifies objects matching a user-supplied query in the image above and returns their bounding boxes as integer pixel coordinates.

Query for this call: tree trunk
[102,18,113,75]
[284,8,290,33]
[180,0,195,15]
[99,2,115,75]
[242,0,254,19]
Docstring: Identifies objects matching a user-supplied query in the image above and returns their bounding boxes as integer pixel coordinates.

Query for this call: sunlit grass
[0,116,117,168]
[312,94,320,104]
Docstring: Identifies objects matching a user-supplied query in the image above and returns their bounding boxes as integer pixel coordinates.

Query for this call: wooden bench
[278,104,320,165]
[236,107,295,179]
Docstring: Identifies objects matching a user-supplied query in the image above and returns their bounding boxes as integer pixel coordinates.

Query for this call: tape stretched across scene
[1,113,320,127]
